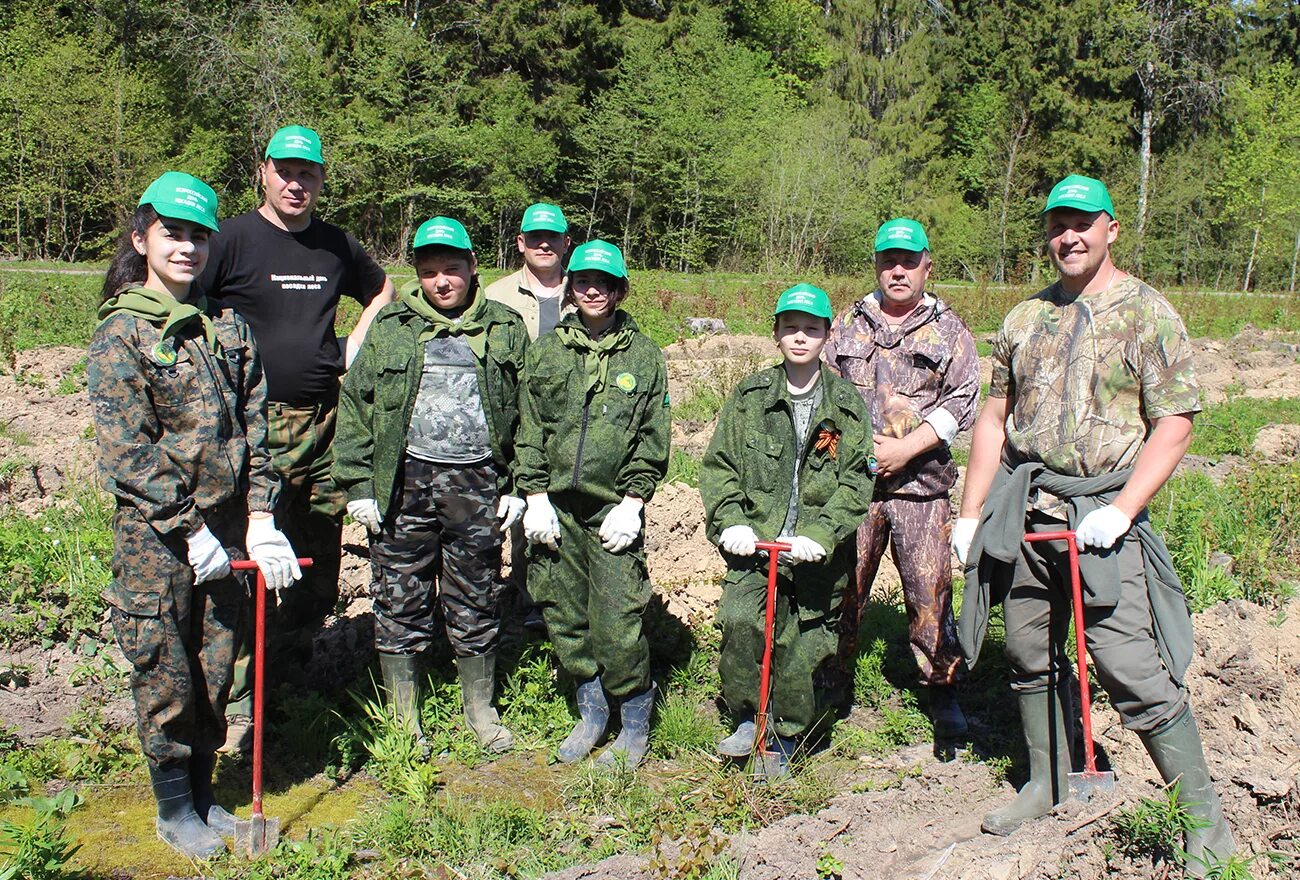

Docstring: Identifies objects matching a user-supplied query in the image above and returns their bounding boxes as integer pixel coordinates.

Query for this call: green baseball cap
[138,172,220,232]
[874,218,929,253]
[1043,174,1115,219]
[774,283,833,320]
[265,125,324,165]
[412,216,473,252]
[520,203,568,234]
[568,240,627,278]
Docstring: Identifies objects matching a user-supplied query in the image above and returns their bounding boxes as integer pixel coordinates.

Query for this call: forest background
[0,0,1297,291]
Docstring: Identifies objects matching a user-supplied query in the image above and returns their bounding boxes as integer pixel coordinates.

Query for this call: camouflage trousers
[834,494,962,688]
[108,502,248,771]
[370,456,505,658]
[228,397,345,715]
[718,548,849,738]
[527,493,652,699]
[1007,512,1187,734]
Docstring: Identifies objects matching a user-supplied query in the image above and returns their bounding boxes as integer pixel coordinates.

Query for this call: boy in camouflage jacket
[515,240,670,768]
[334,217,528,753]
[701,284,875,778]
[90,173,299,858]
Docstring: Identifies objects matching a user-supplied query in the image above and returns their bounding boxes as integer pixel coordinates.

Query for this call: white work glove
[245,516,302,591]
[347,498,382,535]
[599,496,643,553]
[719,524,758,556]
[785,535,827,564]
[1075,504,1133,550]
[952,517,979,565]
[496,495,526,530]
[523,493,560,549]
[186,525,231,585]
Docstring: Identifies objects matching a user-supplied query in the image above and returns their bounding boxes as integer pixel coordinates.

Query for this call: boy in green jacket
[334,217,529,753]
[516,240,671,768]
[701,284,875,778]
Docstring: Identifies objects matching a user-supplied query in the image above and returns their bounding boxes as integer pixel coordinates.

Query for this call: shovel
[1024,530,1116,801]
[229,557,313,857]
[751,541,792,772]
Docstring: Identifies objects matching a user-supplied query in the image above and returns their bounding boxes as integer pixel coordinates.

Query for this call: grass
[1188,395,1300,457]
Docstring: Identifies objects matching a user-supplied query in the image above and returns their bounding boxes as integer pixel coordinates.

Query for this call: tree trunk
[1136,94,1153,273]
[995,107,1030,284]
[1289,226,1299,295]
[1242,183,1266,293]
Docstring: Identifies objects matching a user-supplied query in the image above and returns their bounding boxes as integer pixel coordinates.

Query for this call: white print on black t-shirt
[268,273,328,291]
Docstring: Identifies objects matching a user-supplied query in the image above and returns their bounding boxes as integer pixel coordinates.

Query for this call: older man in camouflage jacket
[823,218,980,738]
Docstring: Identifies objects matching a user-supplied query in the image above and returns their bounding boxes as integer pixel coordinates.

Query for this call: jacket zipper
[571,396,592,490]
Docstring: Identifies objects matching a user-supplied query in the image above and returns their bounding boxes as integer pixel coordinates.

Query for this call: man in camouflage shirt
[823,218,979,738]
[954,176,1233,874]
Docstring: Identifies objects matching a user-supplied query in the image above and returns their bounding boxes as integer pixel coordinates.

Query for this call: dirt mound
[1253,424,1300,462]
[0,345,97,513]
[1195,327,1300,404]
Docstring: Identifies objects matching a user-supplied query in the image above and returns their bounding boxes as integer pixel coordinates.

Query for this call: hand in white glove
[496,495,526,530]
[952,517,979,565]
[523,493,560,548]
[186,525,231,584]
[785,535,826,564]
[599,496,643,553]
[347,498,382,535]
[245,516,302,591]
[1075,504,1133,550]
[719,524,758,556]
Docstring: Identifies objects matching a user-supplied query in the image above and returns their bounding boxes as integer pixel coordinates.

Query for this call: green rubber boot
[379,652,431,756]
[982,684,1073,835]
[1139,708,1236,878]
[189,750,238,837]
[150,764,226,859]
[596,683,657,769]
[558,677,609,763]
[457,653,515,753]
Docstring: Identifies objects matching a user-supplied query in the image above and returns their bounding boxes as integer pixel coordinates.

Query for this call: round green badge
[616,372,637,393]
[152,341,178,366]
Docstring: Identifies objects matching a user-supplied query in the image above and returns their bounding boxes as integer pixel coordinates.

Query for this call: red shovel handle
[1023,530,1100,775]
[751,542,791,758]
[229,559,313,817]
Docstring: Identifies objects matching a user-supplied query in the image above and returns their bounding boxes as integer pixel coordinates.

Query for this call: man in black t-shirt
[195,125,395,750]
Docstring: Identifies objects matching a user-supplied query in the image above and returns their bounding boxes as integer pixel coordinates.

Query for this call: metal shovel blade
[234,813,280,858]
[1068,768,1117,802]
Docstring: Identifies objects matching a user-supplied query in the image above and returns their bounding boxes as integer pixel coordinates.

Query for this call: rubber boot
[189,750,238,838]
[718,713,756,758]
[558,678,609,763]
[1138,708,1236,878]
[929,685,969,739]
[982,684,1073,835]
[596,682,657,769]
[379,652,431,757]
[150,764,227,859]
[457,653,515,753]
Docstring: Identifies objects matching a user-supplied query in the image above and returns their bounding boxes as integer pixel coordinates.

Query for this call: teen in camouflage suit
[701,284,875,778]
[823,219,979,738]
[334,217,528,753]
[955,176,1234,875]
[516,240,670,768]
[89,173,299,858]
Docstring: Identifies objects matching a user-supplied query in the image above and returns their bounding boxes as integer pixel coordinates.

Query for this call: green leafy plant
[0,788,83,880]
[1110,782,1206,866]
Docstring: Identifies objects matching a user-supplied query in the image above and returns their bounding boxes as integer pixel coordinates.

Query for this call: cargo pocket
[103,580,166,673]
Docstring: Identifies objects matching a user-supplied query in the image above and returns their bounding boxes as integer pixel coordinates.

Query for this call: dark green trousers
[717,551,847,738]
[527,493,652,699]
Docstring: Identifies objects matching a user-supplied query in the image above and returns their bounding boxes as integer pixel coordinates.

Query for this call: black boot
[1139,708,1236,878]
[596,683,657,769]
[558,677,609,763]
[982,684,1073,835]
[150,763,226,859]
[189,750,238,838]
[379,652,430,756]
[929,685,969,739]
[457,653,515,753]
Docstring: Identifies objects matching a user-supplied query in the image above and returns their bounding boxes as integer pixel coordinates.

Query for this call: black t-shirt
[193,210,387,405]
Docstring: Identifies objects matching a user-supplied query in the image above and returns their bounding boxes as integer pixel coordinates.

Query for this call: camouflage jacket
[334,295,529,515]
[88,307,279,536]
[823,293,979,498]
[515,311,670,504]
[991,276,1201,485]
[700,364,875,558]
